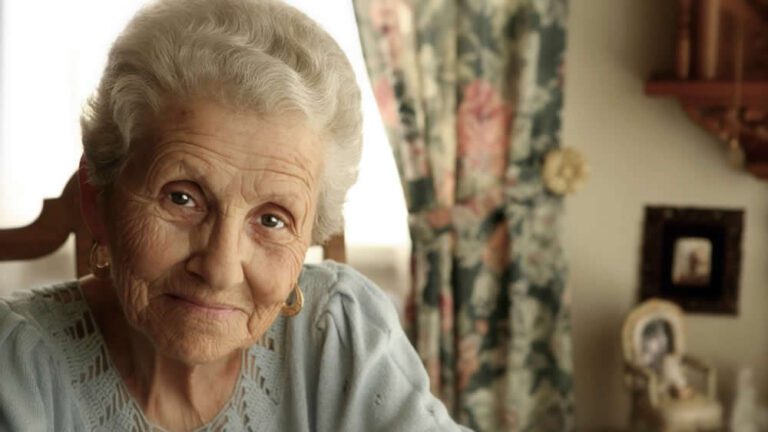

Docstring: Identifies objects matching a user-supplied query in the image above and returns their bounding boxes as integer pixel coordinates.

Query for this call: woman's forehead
[119,99,326,201]
[144,100,322,168]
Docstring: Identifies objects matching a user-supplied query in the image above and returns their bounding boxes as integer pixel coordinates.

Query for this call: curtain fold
[353,0,573,430]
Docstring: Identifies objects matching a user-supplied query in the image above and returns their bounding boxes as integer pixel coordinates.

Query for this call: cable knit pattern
[0,262,469,432]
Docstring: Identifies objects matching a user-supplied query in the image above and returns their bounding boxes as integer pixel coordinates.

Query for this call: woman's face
[101,99,324,365]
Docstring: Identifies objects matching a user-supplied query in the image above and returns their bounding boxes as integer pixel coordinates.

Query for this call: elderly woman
[0,0,468,430]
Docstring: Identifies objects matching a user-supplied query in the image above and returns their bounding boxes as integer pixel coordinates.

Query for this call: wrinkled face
[101,99,324,365]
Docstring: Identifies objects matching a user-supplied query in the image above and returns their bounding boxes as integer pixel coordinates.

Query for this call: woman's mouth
[165,294,240,318]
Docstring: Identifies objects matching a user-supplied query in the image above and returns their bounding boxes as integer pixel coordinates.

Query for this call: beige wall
[562,0,768,429]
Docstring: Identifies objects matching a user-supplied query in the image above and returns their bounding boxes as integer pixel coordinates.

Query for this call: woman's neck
[80,276,242,431]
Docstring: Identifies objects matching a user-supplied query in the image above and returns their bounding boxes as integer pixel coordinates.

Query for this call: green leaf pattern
[353,0,573,430]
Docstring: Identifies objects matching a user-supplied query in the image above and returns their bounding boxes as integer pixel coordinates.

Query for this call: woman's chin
[168,342,240,366]
[138,304,253,365]
[150,329,246,365]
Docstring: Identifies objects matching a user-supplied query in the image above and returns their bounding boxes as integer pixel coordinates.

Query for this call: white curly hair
[81,0,362,244]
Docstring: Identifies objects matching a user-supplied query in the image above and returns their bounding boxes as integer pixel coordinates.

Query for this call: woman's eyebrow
[253,188,313,218]
[144,150,218,185]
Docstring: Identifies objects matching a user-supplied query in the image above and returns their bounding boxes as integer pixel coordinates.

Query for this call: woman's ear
[78,155,108,243]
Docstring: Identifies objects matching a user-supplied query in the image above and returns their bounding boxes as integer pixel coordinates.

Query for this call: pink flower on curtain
[369,0,408,67]
[373,77,399,128]
[457,80,511,179]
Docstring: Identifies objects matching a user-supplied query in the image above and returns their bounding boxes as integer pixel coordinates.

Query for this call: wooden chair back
[0,174,346,277]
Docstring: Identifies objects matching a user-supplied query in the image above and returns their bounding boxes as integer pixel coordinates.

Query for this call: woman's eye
[169,191,195,207]
[260,214,285,229]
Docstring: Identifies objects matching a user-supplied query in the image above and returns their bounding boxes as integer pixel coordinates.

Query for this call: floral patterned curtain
[352,0,573,430]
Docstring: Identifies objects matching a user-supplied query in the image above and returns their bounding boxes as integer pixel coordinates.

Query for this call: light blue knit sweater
[0,261,470,431]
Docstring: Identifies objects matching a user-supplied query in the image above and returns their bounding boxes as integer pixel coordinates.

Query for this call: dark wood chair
[0,174,346,277]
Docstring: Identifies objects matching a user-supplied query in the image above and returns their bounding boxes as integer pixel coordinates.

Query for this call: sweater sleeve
[0,300,71,432]
[312,264,472,432]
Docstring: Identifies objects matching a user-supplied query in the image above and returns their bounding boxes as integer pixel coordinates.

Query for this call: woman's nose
[186,215,245,290]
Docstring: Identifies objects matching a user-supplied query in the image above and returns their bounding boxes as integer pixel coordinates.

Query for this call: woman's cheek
[245,241,305,304]
[115,214,177,278]
[109,201,187,314]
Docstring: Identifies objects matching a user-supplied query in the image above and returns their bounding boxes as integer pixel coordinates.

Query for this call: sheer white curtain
[0,0,410,303]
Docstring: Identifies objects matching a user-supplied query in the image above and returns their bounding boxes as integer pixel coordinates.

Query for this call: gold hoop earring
[281,284,304,317]
[89,243,111,279]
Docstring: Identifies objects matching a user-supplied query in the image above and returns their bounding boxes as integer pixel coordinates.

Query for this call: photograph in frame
[640,206,744,314]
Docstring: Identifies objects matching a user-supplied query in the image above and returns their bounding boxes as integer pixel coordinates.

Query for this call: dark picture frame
[640,206,744,315]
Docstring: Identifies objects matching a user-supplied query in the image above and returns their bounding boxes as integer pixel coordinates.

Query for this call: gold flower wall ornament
[542,147,590,195]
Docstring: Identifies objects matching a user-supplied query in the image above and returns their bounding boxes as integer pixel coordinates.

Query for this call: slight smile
[165,293,241,317]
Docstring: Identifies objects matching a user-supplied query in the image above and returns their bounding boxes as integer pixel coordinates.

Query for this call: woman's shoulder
[1,282,85,342]
[0,292,46,356]
[0,283,82,430]
[299,261,401,335]
[1,282,79,335]
[0,282,86,378]
[282,262,467,431]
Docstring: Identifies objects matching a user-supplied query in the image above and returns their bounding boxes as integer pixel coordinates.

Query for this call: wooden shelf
[645,80,768,108]
[645,0,768,180]
[645,78,768,180]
